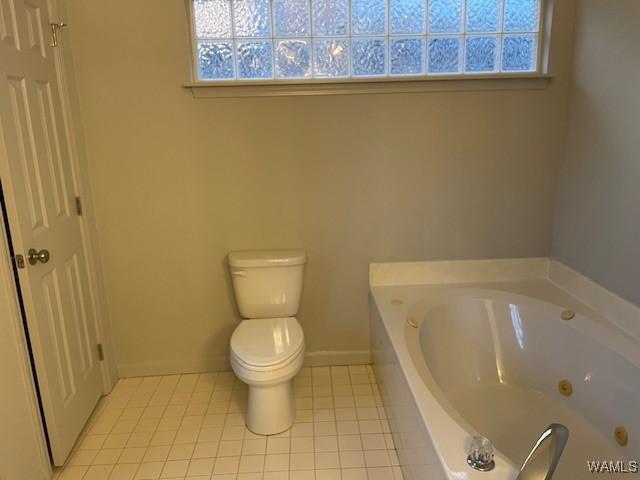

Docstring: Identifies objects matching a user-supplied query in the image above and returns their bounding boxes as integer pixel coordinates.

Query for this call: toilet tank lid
[228,249,306,268]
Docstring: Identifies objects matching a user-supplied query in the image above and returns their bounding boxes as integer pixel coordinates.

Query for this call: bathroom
[0,0,637,479]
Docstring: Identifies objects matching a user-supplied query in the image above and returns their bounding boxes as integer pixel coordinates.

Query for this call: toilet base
[246,381,295,435]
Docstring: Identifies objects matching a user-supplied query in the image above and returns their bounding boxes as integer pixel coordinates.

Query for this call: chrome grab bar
[517,423,569,480]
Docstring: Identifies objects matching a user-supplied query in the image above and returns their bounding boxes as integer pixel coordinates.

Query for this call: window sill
[184,73,553,98]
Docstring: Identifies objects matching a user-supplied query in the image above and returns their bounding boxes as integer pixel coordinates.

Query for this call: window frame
[185,0,553,96]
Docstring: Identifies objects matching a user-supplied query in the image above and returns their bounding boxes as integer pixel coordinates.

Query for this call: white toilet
[228,249,306,435]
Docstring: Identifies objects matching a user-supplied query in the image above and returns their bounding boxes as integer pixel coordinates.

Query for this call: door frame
[0,190,51,479]
[0,0,117,469]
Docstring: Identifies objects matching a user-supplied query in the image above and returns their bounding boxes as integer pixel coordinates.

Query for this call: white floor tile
[157,418,181,431]
[357,420,382,435]
[187,457,215,476]
[214,456,240,475]
[313,398,333,409]
[315,452,340,470]
[290,452,315,471]
[134,462,164,479]
[364,451,390,468]
[291,423,314,438]
[94,448,123,465]
[109,463,138,480]
[361,434,386,451]
[192,441,218,458]
[238,454,265,473]
[84,465,114,480]
[142,407,165,420]
[149,430,176,446]
[143,445,170,463]
[334,409,356,421]
[367,467,394,480]
[211,474,237,480]
[340,466,367,480]
[314,436,338,452]
[136,419,161,433]
[218,440,243,457]
[119,447,146,464]
[314,422,337,436]
[199,426,223,442]
[237,473,261,480]
[265,453,290,472]
[336,422,358,436]
[266,437,290,454]
[264,471,289,480]
[128,431,154,447]
[160,459,189,478]
[181,415,205,429]
[291,437,314,454]
[290,470,316,480]
[80,435,108,450]
[222,425,245,441]
[57,466,89,480]
[174,427,200,444]
[185,403,209,416]
[242,438,267,455]
[67,449,98,466]
[58,369,402,480]
[296,410,314,422]
[337,436,362,452]
[315,469,341,480]
[339,451,365,469]
[167,443,195,460]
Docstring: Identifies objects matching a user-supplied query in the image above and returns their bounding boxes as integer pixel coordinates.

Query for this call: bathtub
[369,259,640,480]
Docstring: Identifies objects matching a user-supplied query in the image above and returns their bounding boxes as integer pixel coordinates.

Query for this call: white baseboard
[549,259,640,342]
[117,350,371,378]
[303,350,371,367]
[116,356,231,378]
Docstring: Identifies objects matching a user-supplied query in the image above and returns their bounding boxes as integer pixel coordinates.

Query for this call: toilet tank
[228,250,306,319]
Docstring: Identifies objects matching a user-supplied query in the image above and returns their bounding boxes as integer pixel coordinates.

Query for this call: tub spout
[517,424,569,480]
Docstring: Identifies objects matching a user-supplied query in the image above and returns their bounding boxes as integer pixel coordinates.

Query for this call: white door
[0,0,103,465]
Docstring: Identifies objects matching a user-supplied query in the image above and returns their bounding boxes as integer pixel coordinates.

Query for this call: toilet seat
[230,317,304,370]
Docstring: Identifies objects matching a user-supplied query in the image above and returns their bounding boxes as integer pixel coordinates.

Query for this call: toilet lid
[230,317,304,368]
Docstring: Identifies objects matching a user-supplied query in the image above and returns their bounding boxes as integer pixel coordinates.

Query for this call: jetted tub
[369,260,640,480]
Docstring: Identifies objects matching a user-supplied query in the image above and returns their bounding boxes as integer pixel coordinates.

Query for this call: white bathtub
[369,260,640,480]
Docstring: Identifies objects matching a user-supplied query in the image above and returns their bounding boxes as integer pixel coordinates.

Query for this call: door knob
[28,248,50,265]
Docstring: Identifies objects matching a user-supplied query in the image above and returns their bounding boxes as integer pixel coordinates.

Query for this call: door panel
[0,0,102,465]
[0,0,20,50]
[7,75,49,231]
[64,253,94,377]
[36,79,71,219]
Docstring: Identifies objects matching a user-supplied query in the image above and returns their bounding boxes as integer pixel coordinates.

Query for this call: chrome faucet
[517,423,569,480]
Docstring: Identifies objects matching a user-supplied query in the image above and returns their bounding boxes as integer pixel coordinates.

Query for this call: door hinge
[14,254,25,269]
[97,343,104,361]
[75,196,83,216]
[50,22,67,48]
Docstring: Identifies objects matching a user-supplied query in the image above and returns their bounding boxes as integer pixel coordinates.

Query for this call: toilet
[228,249,306,435]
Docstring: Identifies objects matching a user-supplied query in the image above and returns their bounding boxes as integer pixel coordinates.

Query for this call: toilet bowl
[230,317,305,434]
[227,250,306,435]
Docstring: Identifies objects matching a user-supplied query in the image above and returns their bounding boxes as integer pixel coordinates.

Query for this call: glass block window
[192,0,543,81]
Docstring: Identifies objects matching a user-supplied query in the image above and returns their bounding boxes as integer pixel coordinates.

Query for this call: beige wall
[65,0,577,376]
[552,0,640,307]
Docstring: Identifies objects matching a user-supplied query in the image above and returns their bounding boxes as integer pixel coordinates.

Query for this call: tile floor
[55,365,403,480]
